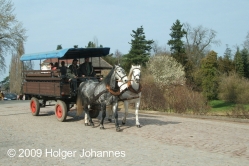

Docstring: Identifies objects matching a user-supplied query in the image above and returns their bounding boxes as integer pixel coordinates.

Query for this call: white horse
[108,65,142,128]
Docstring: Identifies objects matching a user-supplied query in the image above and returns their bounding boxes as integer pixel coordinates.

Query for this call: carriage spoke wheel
[55,100,68,122]
[30,97,40,116]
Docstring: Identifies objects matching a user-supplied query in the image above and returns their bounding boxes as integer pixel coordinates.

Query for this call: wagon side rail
[22,69,70,97]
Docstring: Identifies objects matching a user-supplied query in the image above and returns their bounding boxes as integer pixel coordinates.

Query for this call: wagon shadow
[66,110,85,122]
[38,111,54,116]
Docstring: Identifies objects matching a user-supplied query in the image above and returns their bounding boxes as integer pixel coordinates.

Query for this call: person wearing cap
[67,58,79,95]
[78,57,96,81]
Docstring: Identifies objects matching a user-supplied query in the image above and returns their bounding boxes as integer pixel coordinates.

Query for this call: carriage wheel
[30,97,40,116]
[89,109,100,118]
[55,100,68,122]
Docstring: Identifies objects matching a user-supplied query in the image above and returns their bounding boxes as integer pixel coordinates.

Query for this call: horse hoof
[100,126,105,130]
[108,119,112,122]
[91,123,94,127]
[116,127,121,132]
[137,125,141,128]
[85,123,89,126]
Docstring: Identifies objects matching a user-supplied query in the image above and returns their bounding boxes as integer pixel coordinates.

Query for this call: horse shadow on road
[100,112,181,131]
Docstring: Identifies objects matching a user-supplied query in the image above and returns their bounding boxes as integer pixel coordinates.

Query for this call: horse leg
[100,103,106,129]
[107,106,113,122]
[113,102,121,132]
[135,100,141,128]
[122,101,129,125]
[84,105,94,127]
[84,112,88,126]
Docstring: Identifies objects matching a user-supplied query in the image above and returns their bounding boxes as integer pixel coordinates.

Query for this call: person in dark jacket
[59,61,67,76]
[78,57,96,81]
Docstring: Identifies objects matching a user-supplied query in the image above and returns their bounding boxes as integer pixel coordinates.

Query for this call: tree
[147,54,185,89]
[234,47,244,77]
[114,49,122,64]
[217,45,234,75]
[241,48,249,78]
[184,23,220,67]
[9,41,24,94]
[167,19,187,65]
[56,45,62,50]
[0,0,27,73]
[0,76,9,91]
[244,31,249,51]
[200,51,219,100]
[123,26,154,71]
[86,41,96,48]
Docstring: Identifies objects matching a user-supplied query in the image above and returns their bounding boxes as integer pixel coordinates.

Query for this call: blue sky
[1,0,249,81]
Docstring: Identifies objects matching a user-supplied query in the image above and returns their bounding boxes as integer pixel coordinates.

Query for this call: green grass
[209,100,249,113]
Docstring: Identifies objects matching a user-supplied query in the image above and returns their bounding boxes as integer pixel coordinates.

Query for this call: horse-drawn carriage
[20,47,142,131]
[20,47,114,122]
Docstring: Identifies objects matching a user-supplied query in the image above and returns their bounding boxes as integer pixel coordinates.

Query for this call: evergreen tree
[241,48,249,78]
[200,51,219,100]
[234,47,244,77]
[167,19,187,65]
[123,26,154,71]
[0,76,9,91]
[217,46,234,75]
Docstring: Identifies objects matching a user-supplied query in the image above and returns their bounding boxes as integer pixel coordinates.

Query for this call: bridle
[114,66,127,83]
[131,68,141,83]
[119,67,142,96]
[90,66,127,103]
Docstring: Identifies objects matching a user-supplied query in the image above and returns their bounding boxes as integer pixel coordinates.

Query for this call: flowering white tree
[147,54,185,88]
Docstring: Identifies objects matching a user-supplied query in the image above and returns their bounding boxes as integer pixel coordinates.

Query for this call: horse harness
[88,66,124,104]
[118,80,142,101]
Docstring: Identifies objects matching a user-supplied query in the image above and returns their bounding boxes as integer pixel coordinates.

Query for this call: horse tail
[76,83,83,116]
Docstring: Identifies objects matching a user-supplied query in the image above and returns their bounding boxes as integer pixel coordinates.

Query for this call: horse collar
[127,81,142,94]
[106,84,121,96]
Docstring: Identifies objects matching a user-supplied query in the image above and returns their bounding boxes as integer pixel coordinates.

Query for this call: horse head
[114,65,128,83]
[130,65,141,83]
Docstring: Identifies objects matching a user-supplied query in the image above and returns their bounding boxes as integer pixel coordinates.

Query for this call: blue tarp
[20,47,110,61]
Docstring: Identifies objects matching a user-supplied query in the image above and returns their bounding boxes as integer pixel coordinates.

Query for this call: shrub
[140,74,167,111]
[219,73,249,104]
[164,85,210,114]
[140,69,210,114]
[226,104,249,119]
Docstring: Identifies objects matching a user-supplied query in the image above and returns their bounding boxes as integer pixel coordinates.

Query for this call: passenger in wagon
[52,62,59,70]
[78,57,96,81]
[67,58,79,95]
[59,61,67,77]
[49,62,54,70]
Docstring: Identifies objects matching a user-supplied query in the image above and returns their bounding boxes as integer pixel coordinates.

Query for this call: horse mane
[102,66,116,89]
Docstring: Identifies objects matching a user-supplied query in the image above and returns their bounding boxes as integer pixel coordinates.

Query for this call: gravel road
[0,100,249,166]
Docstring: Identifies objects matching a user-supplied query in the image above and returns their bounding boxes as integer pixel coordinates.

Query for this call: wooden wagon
[20,47,111,122]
